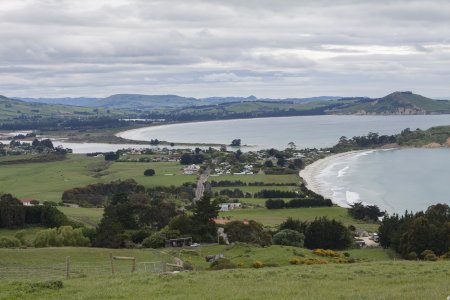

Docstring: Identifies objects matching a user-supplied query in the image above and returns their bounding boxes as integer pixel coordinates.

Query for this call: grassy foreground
[1,260,449,300]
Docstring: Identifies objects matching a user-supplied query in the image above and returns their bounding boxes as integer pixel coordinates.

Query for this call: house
[19,198,37,206]
[219,203,242,212]
[183,164,200,175]
[165,237,193,248]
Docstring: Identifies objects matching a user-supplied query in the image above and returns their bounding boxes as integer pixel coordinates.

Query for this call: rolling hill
[329,91,450,115]
[15,94,341,111]
[0,95,120,122]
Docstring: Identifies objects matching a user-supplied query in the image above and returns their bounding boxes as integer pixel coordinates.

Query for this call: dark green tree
[304,217,352,250]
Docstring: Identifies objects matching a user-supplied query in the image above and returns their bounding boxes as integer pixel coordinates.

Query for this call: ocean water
[118,115,450,150]
[314,148,450,214]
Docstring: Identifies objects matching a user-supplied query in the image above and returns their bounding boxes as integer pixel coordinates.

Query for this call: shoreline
[299,150,378,207]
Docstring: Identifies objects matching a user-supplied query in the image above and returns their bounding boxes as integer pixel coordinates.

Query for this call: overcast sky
[1,0,449,98]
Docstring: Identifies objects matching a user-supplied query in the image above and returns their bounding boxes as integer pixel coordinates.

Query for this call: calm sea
[315,148,450,214]
[118,115,450,150]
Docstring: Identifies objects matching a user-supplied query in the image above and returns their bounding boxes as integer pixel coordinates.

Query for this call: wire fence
[0,259,167,282]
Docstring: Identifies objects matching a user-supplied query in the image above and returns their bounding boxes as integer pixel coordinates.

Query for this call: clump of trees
[348,202,385,221]
[0,194,70,229]
[61,179,145,207]
[277,217,352,250]
[180,152,204,165]
[224,220,272,247]
[254,190,298,198]
[379,203,450,259]
[331,132,397,153]
[265,198,332,209]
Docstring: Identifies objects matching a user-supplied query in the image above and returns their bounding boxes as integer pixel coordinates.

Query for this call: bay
[118,115,450,150]
[312,148,450,214]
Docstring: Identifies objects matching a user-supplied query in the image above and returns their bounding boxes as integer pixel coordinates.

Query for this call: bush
[300,258,327,265]
[34,226,90,247]
[224,220,272,247]
[144,169,155,176]
[312,248,340,257]
[0,236,21,248]
[210,258,236,270]
[289,257,301,265]
[406,251,418,260]
[421,250,438,261]
[273,229,305,247]
[252,261,264,268]
[142,232,165,248]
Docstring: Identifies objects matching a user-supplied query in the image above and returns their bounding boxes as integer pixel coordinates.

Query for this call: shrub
[224,220,272,247]
[144,169,155,176]
[252,261,264,268]
[28,280,63,291]
[421,250,438,261]
[142,232,166,248]
[406,251,418,260]
[301,258,327,265]
[313,248,340,257]
[289,257,301,265]
[273,229,305,247]
[0,236,21,248]
[34,226,90,247]
[210,258,236,270]
[420,249,435,259]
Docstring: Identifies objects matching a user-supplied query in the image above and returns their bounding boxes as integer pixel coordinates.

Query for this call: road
[194,168,210,202]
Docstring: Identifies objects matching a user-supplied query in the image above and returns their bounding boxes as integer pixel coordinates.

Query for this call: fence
[0,257,166,282]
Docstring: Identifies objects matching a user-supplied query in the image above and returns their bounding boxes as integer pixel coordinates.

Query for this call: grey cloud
[0,0,449,98]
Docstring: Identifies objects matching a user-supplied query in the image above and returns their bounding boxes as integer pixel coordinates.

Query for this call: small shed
[165,237,193,248]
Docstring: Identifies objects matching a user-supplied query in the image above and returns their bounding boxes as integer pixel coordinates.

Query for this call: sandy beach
[299,150,369,204]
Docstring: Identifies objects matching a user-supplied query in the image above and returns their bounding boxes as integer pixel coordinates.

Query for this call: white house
[219,203,242,212]
[183,164,200,175]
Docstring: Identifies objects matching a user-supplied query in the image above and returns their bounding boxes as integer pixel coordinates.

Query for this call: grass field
[0,259,449,299]
[0,155,196,202]
[57,207,104,227]
[220,207,379,232]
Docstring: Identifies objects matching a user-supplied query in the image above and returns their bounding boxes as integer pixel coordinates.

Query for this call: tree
[191,193,219,241]
[0,194,25,228]
[230,139,241,147]
[224,220,272,246]
[104,152,119,161]
[264,160,274,168]
[142,232,166,248]
[279,217,308,233]
[144,169,155,176]
[276,156,286,167]
[273,229,305,247]
[304,217,352,250]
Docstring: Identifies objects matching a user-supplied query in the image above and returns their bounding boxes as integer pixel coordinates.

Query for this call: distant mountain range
[2,92,449,125]
[14,94,341,111]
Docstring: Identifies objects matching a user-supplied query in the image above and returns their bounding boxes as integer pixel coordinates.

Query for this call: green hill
[0,95,121,122]
[329,91,450,115]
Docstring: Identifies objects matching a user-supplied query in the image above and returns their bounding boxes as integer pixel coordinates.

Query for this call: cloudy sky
[1,0,449,98]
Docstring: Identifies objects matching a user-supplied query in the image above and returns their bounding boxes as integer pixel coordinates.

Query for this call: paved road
[194,168,210,202]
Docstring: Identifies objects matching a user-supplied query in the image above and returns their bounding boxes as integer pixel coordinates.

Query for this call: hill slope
[0,95,118,122]
[330,91,450,115]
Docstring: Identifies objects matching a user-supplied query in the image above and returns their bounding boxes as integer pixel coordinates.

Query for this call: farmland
[0,154,196,202]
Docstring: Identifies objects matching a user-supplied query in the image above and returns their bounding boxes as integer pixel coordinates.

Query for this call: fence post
[110,253,115,275]
[131,258,136,273]
[65,256,71,279]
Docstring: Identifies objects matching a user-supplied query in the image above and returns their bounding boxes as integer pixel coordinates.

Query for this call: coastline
[299,150,375,207]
